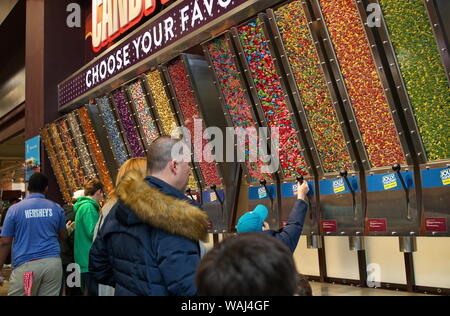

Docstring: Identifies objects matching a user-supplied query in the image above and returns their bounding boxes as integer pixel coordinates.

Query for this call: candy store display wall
[111,89,146,158]
[67,112,98,179]
[145,70,200,190]
[41,128,72,203]
[380,0,450,162]
[273,0,353,174]
[126,80,160,147]
[96,96,130,167]
[77,107,114,195]
[206,35,272,183]
[167,58,223,187]
[58,119,86,186]
[319,0,406,168]
[237,18,309,179]
[48,123,79,192]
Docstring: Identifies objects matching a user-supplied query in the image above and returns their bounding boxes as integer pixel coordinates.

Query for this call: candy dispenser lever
[259,180,274,203]
[186,188,195,202]
[392,164,412,221]
[340,170,357,220]
[210,185,224,205]
[210,185,225,226]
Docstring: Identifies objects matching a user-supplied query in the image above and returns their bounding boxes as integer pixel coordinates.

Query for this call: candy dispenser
[95,95,130,168]
[111,88,146,158]
[125,79,161,150]
[57,119,86,186]
[41,127,72,203]
[163,55,239,233]
[313,0,421,236]
[372,0,450,236]
[67,111,98,180]
[231,16,321,231]
[77,106,114,195]
[144,68,202,200]
[48,122,80,194]
[82,102,121,184]
[202,32,281,231]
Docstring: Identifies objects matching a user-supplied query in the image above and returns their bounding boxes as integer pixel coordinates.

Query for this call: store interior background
[0,0,449,296]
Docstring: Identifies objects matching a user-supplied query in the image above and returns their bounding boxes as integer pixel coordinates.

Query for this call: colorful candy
[146,70,199,190]
[78,107,114,195]
[167,58,223,186]
[238,18,309,178]
[274,1,353,173]
[41,128,72,202]
[96,96,129,166]
[127,81,160,146]
[48,123,79,192]
[146,70,178,136]
[319,0,406,168]
[380,0,450,161]
[58,119,86,186]
[112,89,146,157]
[67,112,97,178]
[206,35,272,182]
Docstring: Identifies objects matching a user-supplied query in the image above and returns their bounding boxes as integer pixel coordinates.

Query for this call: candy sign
[440,169,450,186]
[59,0,249,108]
[333,178,345,194]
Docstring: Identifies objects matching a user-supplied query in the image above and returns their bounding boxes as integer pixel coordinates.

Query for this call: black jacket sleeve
[263,199,308,253]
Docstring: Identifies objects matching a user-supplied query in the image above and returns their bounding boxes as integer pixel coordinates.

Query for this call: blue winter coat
[89,171,209,296]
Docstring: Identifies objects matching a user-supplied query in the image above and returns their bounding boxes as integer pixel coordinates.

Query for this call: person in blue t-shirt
[0,172,67,296]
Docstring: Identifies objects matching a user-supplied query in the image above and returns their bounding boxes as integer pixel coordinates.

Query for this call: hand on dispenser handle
[297,180,309,202]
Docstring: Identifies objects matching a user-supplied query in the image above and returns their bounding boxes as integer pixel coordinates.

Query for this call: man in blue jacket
[89,136,209,296]
[236,180,309,253]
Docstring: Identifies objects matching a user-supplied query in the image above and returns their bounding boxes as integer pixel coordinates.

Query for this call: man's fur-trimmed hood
[116,170,209,242]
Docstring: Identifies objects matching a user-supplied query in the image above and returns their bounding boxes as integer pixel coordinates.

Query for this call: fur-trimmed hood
[116,170,209,242]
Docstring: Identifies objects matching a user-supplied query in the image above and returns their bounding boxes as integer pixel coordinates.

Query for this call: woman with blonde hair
[92,157,147,296]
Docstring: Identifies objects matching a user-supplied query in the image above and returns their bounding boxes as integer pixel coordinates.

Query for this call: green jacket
[74,196,100,273]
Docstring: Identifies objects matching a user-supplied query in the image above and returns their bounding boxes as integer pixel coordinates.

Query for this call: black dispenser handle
[210,185,224,205]
[392,164,412,221]
[340,170,357,220]
[210,185,225,226]
[259,179,274,202]
[186,188,195,202]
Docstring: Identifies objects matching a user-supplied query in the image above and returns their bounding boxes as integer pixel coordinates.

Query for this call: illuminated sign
[59,0,249,108]
[91,0,174,53]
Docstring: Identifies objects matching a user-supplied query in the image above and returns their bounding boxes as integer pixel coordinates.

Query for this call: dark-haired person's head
[296,274,313,296]
[196,233,298,296]
[28,172,49,194]
[147,136,191,192]
[83,178,104,203]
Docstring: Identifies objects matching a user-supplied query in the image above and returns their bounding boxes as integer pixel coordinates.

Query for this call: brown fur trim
[116,170,209,242]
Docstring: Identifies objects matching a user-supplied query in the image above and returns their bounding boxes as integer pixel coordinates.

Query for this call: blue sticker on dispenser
[202,190,224,204]
[249,185,276,201]
[367,171,414,192]
[281,182,314,198]
[422,168,450,188]
[319,177,359,195]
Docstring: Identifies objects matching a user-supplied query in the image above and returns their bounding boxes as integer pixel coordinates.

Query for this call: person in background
[60,189,84,296]
[0,198,20,266]
[236,180,310,253]
[0,173,67,296]
[92,157,147,296]
[74,178,104,296]
[90,136,209,296]
[196,233,298,296]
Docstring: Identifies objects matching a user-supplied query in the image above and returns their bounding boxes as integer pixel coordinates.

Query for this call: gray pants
[8,258,62,296]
